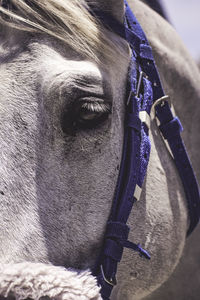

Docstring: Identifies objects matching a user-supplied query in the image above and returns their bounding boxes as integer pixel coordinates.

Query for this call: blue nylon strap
[140,44,154,60]
[106,222,130,241]
[156,103,200,235]
[92,6,153,298]
[104,239,123,262]
[159,116,183,140]
[126,113,141,131]
[91,1,200,299]
[124,0,200,235]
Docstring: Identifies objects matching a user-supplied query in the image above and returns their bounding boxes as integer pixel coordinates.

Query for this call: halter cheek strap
[124,0,200,236]
[92,1,200,299]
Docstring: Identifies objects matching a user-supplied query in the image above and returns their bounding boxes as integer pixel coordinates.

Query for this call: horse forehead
[24,38,129,98]
[40,55,103,81]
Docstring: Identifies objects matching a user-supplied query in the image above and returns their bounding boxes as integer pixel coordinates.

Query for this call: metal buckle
[100,265,117,286]
[127,90,133,106]
[151,95,174,159]
[151,95,171,121]
[127,71,147,106]
[136,71,148,98]
[136,71,145,98]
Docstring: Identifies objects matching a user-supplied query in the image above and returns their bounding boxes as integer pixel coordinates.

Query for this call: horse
[141,0,169,21]
[0,0,199,299]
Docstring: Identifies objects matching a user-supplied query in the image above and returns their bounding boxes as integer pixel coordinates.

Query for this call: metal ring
[100,265,117,286]
[151,95,174,158]
[151,95,171,120]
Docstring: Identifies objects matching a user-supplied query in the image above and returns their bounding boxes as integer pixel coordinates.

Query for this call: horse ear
[88,0,125,23]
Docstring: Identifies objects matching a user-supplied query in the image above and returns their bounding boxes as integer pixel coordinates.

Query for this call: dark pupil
[79,108,103,121]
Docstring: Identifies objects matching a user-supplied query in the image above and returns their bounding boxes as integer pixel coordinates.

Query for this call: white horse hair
[0,0,124,62]
[0,262,101,300]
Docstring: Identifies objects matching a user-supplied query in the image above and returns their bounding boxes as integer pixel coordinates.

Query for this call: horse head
[0,1,199,300]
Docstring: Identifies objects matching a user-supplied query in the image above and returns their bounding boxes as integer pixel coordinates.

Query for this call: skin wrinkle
[0,1,199,300]
[56,73,112,133]
[51,73,111,106]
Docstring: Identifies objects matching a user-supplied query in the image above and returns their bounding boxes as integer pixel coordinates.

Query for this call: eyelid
[81,102,111,113]
[78,98,111,114]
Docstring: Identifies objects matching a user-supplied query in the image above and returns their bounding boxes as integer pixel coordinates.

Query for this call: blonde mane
[0,0,120,62]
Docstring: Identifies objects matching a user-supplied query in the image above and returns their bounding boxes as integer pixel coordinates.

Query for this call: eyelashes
[75,99,111,127]
[80,101,111,113]
[61,98,112,134]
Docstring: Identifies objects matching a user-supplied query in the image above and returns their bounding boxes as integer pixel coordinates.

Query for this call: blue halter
[91,1,200,299]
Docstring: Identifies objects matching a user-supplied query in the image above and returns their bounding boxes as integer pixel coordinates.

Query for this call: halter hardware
[127,71,148,106]
[126,90,133,106]
[152,95,175,158]
[139,111,151,129]
[136,71,146,98]
[152,95,171,120]
[100,265,117,287]
[133,184,142,201]
[92,2,200,299]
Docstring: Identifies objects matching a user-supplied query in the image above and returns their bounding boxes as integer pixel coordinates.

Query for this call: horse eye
[75,101,111,128]
[61,100,111,134]
[78,107,105,121]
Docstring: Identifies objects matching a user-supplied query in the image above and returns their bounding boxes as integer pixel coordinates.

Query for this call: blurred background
[143,0,200,64]
[163,0,200,62]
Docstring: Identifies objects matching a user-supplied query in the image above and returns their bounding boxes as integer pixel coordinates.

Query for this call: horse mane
[0,0,119,63]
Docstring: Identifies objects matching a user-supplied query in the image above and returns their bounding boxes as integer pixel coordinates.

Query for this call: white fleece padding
[0,262,102,300]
